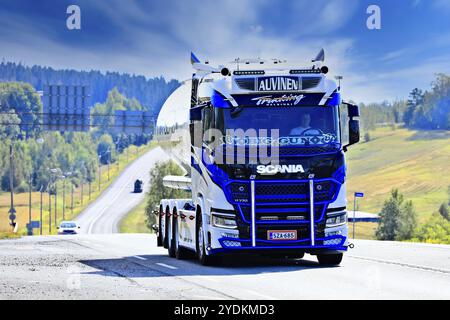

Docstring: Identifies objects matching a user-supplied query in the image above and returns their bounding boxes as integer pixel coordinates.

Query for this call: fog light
[212,214,237,229]
[223,240,241,247]
[326,213,347,227]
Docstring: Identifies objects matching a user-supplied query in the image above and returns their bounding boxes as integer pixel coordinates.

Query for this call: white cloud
[1,0,448,105]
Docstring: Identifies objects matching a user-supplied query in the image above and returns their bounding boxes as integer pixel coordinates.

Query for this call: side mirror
[190,122,202,148]
[349,119,360,145]
[343,102,360,150]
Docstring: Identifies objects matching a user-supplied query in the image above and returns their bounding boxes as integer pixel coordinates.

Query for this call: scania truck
[155,50,360,265]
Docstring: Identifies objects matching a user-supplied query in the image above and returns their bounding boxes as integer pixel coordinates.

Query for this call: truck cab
[156,51,360,266]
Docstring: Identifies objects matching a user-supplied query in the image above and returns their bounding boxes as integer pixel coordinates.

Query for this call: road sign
[42,85,91,132]
[30,221,40,229]
[355,192,364,198]
[113,110,154,135]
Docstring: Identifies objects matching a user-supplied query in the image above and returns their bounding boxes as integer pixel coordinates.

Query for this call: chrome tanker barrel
[156,80,192,175]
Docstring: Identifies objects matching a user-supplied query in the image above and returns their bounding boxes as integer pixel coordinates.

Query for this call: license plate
[267,230,297,241]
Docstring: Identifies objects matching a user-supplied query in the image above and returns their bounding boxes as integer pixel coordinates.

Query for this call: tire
[174,216,190,260]
[157,208,163,247]
[317,253,343,266]
[196,212,217,266]
[163,208,169,249]
[285,252,305,259]
[168,214,176,258]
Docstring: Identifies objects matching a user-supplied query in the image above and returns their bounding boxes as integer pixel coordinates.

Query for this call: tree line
[0,60,180,115]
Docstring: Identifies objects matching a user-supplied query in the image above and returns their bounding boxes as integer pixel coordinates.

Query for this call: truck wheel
[285,252,305,259]
[168,215,176,258]
[157,208,163,247]
[174,217,189,260]
[317,253,343,266]
[163,208,169,249]
[196,214,216,266]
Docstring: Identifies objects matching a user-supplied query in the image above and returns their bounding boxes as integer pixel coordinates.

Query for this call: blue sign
[30,221,40,228]
[355,192,364,198]
[42,85,91,132]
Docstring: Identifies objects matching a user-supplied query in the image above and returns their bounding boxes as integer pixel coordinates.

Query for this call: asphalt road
[0,234,449,299]
[75,146,167,234]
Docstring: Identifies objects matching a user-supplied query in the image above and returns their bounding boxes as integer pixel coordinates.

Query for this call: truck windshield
[215,106,340,146]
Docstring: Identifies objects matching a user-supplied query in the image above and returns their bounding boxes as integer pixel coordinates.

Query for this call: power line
[0,111,156,119]
[0,122,155,129]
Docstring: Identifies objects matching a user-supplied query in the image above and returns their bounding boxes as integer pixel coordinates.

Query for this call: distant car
[57,221,80,235]
[134,179,143,193]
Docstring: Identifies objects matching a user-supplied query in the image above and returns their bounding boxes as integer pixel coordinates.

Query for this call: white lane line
[193,295,223,300]
[201,276,220,283]
[244,289,276,300]
[347,255,450,274]
[156,263,178,270]
[133,255,147,260]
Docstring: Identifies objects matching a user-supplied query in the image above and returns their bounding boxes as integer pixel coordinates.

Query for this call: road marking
[201,276,220,283]
[193,295,223,300]
[156,263,178,270]
[133,255,147,260]
[244,289,276,300]
[347,255,450,274]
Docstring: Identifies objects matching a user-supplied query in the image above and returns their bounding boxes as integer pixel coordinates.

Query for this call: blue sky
[0,0,450,103]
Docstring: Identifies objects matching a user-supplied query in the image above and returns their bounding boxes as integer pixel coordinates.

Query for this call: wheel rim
[198,225,204,260]
[174,221,179,252]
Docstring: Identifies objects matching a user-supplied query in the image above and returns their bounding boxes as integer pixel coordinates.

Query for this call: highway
[75,146,167,234]
[0,234,449,299]
[1,145,449,299]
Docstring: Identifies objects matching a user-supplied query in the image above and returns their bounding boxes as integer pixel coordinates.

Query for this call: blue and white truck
[155,50,360,265]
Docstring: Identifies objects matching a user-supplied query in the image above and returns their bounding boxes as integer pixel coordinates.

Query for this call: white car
[57,221,80,235]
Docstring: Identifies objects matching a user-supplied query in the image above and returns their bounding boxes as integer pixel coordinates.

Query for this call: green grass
[348,222,378,240]
[347,126,450,231]
[0,141,157,238]
[119,199,152,233]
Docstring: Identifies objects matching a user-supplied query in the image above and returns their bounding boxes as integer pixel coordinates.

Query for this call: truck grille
[302,77,322,89]
[228,180,336,205]
[226,180,338,223]
[235,78,255,90]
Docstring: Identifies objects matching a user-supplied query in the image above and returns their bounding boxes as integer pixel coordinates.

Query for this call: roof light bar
[289,69,322,74]
[233,70,265,76]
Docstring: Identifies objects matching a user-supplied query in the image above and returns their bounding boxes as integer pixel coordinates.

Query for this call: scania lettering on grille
[256,164,305,175]
[257,76,300,91]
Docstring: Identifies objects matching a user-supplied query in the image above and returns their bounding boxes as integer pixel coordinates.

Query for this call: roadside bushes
[144,160,190,230]
[376,189,417,241]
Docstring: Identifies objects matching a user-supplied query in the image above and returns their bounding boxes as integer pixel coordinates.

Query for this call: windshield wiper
[230,106,243,118]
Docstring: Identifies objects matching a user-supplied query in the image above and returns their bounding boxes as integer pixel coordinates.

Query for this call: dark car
[134,179,143,193]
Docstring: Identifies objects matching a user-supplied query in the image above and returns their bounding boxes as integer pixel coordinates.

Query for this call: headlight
[211,214,237,229]
[326,213,347,228]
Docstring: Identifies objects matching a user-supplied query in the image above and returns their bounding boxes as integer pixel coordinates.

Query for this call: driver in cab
[290,113,321,135]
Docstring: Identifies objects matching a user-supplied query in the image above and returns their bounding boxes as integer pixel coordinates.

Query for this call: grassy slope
[346,127,450,239]
[0,142,156,238]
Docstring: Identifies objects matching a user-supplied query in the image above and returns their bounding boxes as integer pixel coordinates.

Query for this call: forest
[0,61,180,114]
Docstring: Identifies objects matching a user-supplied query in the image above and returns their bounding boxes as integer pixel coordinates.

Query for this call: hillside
[346,127,450,223]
